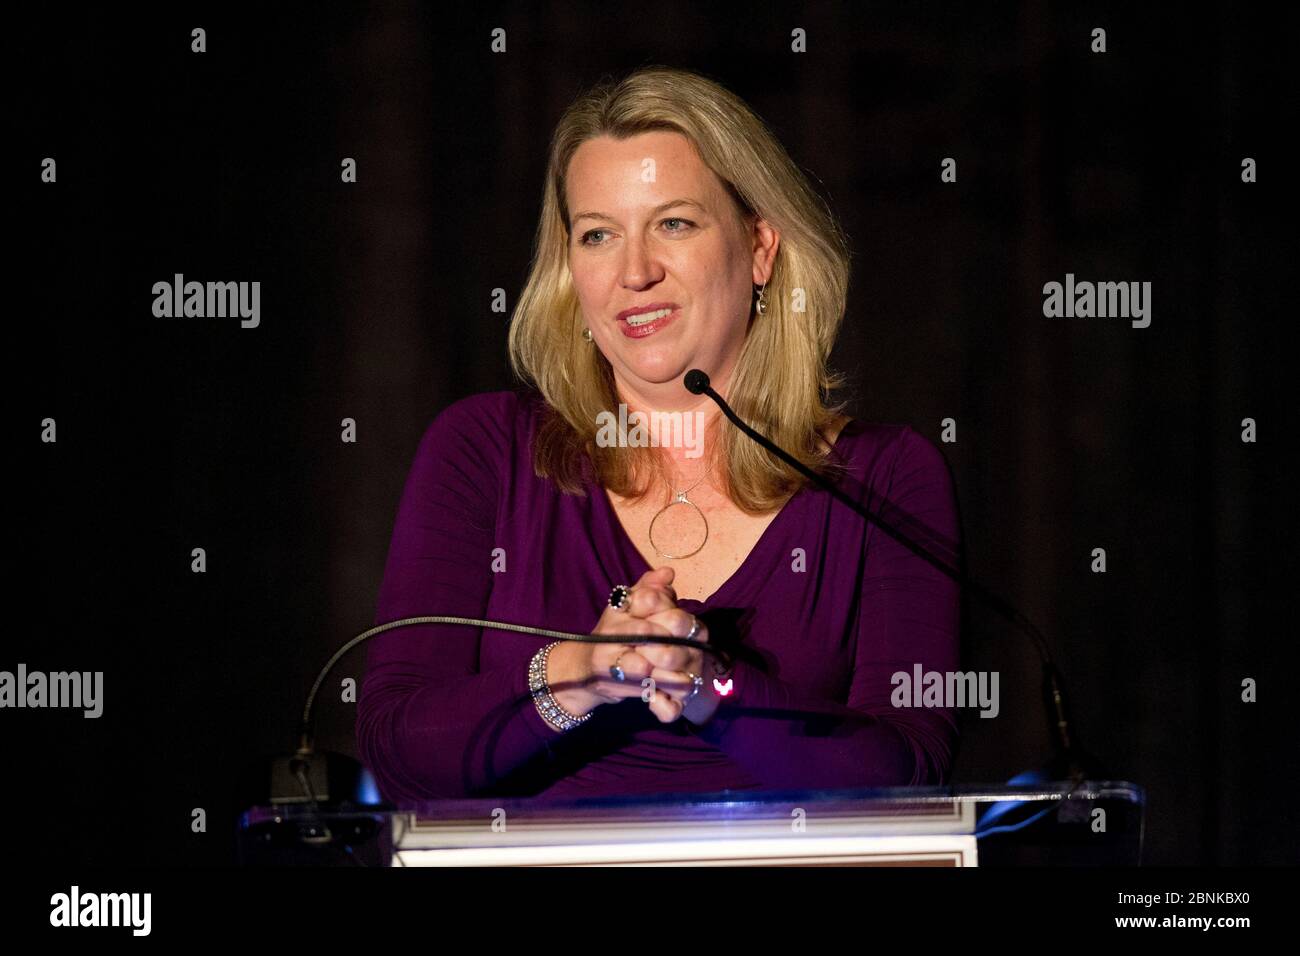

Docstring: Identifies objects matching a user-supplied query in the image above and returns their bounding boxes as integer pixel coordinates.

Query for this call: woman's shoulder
[829,416,951,488]
[413,388,546,472]
[426,387,543,439]
[432,387,536,422]
[828,414,917,455]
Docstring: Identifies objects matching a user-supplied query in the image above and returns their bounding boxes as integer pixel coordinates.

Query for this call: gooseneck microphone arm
[683,368,1087,779]
[296,616,727,758]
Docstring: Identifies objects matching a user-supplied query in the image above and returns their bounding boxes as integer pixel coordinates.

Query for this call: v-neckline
[596,475,806,608]
[591,416,858,606]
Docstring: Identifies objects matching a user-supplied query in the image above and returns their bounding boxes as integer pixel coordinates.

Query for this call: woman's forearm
[688,659,955,789]
[357,650,559,801]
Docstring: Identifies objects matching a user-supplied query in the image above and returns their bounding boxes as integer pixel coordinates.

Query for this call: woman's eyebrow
[572,198,708,225]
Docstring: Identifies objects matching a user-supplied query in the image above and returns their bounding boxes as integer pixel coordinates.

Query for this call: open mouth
[619,306,680,338]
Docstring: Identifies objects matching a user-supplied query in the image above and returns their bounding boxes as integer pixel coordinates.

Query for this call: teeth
[625,307,674,326]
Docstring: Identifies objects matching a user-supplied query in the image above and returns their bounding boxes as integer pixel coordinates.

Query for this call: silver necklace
[648,471,709,559]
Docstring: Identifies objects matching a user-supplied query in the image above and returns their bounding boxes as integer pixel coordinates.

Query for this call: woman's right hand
[546,567,696,724]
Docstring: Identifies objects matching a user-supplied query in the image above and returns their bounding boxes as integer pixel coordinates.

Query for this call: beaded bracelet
[528,641,592,732]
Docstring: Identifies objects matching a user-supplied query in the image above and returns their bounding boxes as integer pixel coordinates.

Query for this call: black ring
[609,584,632,613]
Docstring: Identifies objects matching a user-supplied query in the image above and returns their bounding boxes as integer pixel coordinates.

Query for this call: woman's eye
[578,219,695,246]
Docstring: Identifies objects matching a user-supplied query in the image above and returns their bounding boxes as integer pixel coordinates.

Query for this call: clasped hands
[584,567,722,726]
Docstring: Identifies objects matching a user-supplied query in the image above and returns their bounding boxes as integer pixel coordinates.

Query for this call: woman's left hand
[633,575,721,726]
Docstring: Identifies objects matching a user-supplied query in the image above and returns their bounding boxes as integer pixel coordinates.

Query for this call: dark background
[14,1,1293,866]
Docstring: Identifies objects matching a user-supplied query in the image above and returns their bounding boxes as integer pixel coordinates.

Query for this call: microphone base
[267,749,366,807]
[1046,747,1106,785]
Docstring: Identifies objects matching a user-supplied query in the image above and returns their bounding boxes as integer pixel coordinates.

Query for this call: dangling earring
[582,327,593,342]
[754,282,768,315]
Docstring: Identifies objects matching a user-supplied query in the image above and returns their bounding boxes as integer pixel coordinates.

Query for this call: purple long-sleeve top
[356,389,961,803]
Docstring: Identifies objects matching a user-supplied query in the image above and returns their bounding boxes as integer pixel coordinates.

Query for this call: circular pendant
[648,493,708,559]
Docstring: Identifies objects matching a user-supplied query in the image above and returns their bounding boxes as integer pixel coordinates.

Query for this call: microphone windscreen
[684,369,710,394]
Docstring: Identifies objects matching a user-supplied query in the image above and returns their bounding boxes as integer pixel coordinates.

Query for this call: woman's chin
[620,353,693,387]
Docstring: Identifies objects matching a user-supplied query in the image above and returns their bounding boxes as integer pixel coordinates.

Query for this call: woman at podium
[356,66,961,802]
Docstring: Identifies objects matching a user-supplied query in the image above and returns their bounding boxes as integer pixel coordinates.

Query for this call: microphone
[684,369,1099,783]
[683,368,710,395]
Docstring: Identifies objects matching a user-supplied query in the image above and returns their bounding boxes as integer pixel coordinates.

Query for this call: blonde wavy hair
[508,65,852,513]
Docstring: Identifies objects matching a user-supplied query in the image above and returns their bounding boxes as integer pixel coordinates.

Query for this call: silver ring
[610,649,628,682]
[683,671,704,703]
[685,615,702,641]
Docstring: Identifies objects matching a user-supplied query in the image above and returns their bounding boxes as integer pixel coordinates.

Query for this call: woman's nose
[619,236,663,289]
